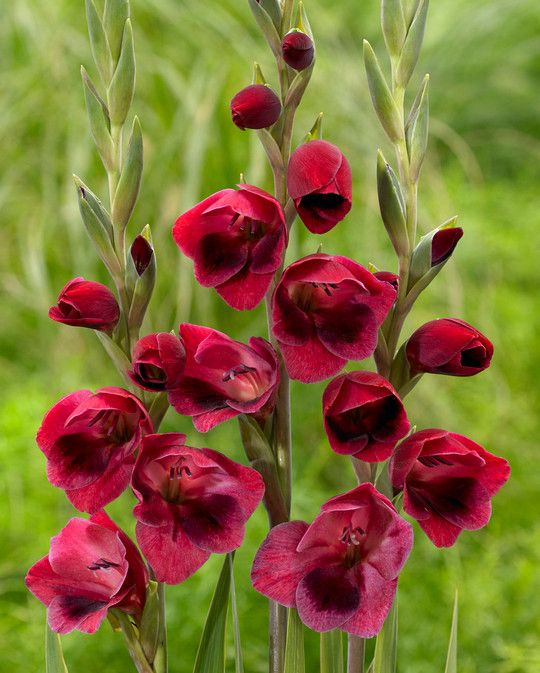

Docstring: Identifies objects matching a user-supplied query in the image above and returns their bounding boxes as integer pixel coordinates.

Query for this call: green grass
[1,0,540,671]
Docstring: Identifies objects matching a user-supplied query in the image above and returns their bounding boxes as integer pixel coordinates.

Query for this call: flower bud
[49,277,120,333]
[373,270,399,292]
[128,333,186,392]
[431,227,463,266]
[127,228,156,332]
[230,84,282,130]
[407,221,463,296]
[406,318,493,377]
[282,30,314,71]
[287,140,352,234]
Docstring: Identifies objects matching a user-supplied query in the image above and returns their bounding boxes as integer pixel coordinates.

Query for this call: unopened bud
[230,84,282,130]
[282,30,314,71]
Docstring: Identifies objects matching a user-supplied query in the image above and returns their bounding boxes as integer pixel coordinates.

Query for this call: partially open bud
[406,318,493,377]
[287,140,352,234]
[49,277,120,334]
[128,333,185,392]
[374,270,399,292]
[127,228,156,332]
[230,84,282,130]
[408,220,463,296]
[282,30,314,71]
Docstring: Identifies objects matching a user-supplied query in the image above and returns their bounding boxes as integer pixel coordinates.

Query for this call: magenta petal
[47,595,109,634]
[193,231,249,287]
[417,512,463,548]
[280,338,346,383]
[192,407,239,432]
[315,304,378,360]
[341,566,397,638]
[65,460,134,513]
[296,566,359,632]
[216,268,273,311]
[182,494,246,553]
[136,522,210,585]
[251,521,312,607]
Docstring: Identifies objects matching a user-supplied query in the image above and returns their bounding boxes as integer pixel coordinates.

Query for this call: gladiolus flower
[431,228,463,266]
[406,318,493,377]
[230,84,282,130]
[287,140,352,234]
[173,184,287,310]
[168,324,279,431]
[132,433,265,584]
[128,333,186,392]
[282,30,315,71]
[25,511,148,634]
[390,429,510,547]
[252,483,412,636]
[271,254,396,383]
[37,387,153,512]
[49,277,119,333]
[323,371,410,462]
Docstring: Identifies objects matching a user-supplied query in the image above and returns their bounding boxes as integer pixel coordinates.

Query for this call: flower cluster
[27,1,510,670]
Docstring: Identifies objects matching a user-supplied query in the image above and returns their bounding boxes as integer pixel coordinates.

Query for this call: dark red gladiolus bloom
[323,371,410,462]
[173,185,287,310]
[230,84,282,130]
[128,333,186,392]
[390,429,510,547]
[49,277,120,333]
[37,387,153,513]
[282,30,315,70]
[252,483,413,636]
[25,511,148,634]
[271,254,396,383]
[168,324,279,431]
[132,433,264,584]
[287,140,352,234]
[373,270,399,292]
[406,318,493,377]
[431,227,463,266]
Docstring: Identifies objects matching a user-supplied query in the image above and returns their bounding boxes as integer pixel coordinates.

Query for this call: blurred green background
[1,0,539,671]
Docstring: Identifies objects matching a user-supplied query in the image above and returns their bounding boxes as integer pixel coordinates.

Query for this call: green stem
[115,611,155,673]
[347,634,365,673]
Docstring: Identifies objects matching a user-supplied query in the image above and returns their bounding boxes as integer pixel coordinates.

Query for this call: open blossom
[230,84,282,130]
[49,277,119,333]
[169,324,279,431]
[287,140,352,234]
[128,332,186,391]
[406,318,493,377]
[26,511,148,634]
[132,433,265,584]
[173,184,287,310]
[252,483,413,636]
[37,387,152,513]
[271,254,396,383]
[390,429,510,547]
[323,371,410,462]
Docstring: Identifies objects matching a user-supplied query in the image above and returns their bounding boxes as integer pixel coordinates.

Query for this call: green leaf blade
[320,630,343,673]
[192,555,232,673]
[444,592,458,673]
[284,608,305,673]
[372,597,398,673]
[46,625,69,673]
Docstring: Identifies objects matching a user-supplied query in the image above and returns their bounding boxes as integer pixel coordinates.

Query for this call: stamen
[87,558,120,571]
[222,364,257,382]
